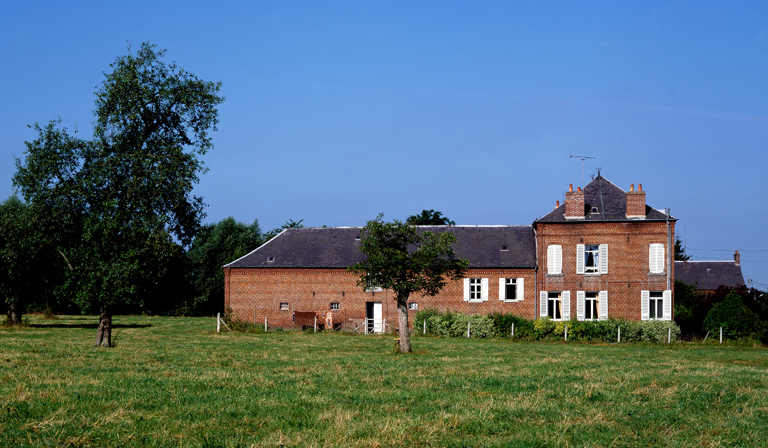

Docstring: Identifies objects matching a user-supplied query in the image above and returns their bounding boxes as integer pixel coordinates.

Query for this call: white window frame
[330,302,340,311]
[576,291,607,321]
[547,245,562,275]
[577,244,608,275]
[649,244,665,274]
[499,277,524,301]
[279,302,289,311]
[641,290,672,321]
[408,302,418,310]
[463,278,489,302]
[540,290,570,320]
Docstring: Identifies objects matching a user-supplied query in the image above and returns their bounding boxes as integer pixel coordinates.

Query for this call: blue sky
[1,1,766,287]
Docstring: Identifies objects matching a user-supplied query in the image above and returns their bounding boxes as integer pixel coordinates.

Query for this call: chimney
[555,200,560,209]
[565,184,585,219]
[734,250,740,266]
[626,182,646,218]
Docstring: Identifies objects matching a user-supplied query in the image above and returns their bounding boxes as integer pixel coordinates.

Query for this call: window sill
[582,273,602,277]
[545,273,563,278]
[648,272,666,277]
[502,299,523,303]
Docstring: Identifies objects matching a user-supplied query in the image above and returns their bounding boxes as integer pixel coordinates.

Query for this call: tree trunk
[94,308,112,347]
[7,302,22,326]
[397,298,412,353]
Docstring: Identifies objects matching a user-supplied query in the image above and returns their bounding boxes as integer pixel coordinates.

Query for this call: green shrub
[704,291,766,340]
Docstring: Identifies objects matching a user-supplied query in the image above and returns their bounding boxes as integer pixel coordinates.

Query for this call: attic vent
[501,245,509,251]
[591,207,599,213]
[267,256,275,262]
[355,235,361,240]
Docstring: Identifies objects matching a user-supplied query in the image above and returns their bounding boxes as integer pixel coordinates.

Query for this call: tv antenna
[569,154,596,187]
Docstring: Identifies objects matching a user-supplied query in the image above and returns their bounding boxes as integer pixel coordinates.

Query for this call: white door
[372,302,383,333]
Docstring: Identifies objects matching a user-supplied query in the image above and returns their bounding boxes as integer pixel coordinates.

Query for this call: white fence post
[467,320,471,338]
[511,322,515,338]
[217,312,220,333]
[423,319,426,335]
[667,327,671,343]
[264,316,268,332]
[565,324,568,342]
[720,326,723,344]
[618,325,621,343]
[314,315,317,333]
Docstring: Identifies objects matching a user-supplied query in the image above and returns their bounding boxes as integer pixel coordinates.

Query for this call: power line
[687,248,768,252]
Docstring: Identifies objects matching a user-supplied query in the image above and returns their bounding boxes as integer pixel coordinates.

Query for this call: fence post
[217,312,220,333]
[667,327,671,343]
[314,315,317,333]
[720,326,723,344]
[511,322,515,338]
[423,319,426,335]
[565,324,568,342]
[467,320,471,338]
[618,325,621,343]
[264,315,268,332]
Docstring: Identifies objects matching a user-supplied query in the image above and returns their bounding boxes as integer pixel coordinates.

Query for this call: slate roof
[535,175,673,223]
[674,261,745,290]
[225,226,537,269]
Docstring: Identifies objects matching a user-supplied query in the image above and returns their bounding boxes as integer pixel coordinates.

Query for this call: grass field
[2,315,767,447]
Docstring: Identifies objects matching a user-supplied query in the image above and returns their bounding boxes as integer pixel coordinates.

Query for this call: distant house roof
[225,226,537,269]
[535,175,673,223]
[674,260,745,290]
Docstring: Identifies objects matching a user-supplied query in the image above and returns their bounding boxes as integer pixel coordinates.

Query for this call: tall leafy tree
[349,215,469,352]
[406,209,455,226]
[186,217,262,316]
[13,43,223,345]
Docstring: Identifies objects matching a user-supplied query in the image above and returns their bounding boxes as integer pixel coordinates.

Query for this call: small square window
[409,302,418,310]
[279,302,289,311]
[330,302,340,311]
[267,256,275,262]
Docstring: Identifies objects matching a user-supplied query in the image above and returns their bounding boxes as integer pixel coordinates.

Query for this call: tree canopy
[12,43,223,344]
[406,209,455,226]
[349,215,468,352]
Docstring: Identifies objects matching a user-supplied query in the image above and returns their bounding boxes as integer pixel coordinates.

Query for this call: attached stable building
[223,176,679,331]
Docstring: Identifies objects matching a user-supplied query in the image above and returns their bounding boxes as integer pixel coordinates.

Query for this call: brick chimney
[734,250,740,266]
[626,183,646,218]
[565,184,585,219]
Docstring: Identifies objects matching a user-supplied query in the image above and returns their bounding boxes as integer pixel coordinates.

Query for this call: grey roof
[674,260,745,290]
[225,226,537,269]
[535,175,673,223]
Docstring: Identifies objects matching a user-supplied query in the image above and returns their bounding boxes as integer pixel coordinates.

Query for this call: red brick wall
[224,267,538,329]
[565,188,585,219]
[626,189,646,218]
[536,220,675,320]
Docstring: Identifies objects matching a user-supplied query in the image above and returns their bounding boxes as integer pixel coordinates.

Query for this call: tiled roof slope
[674,261,745,290]
[535,175,673,223]
[225,226,537,269]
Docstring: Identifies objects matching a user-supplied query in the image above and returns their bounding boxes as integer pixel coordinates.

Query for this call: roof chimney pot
[630,183,634,191]
[569,184,573,192]
[638,183,642,191]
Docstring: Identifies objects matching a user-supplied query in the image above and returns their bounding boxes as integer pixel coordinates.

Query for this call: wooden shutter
[576,291,585,321]
[599,244,608,274]
[649,244,665,273]
[540,291,548,317]
[516,278,524,301]
[499,278,505,300]
[576,244,585,274]
[658,244,665,273]
[562,291,571,320]
[547,245,556,274]
[641,290,650,320]
[481,278,489,301]
[663,290,672,321]
[599,291,608,320]
[463,278,470,301]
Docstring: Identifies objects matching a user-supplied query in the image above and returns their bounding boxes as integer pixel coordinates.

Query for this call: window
[463,278,489,301]
[547,245,562,275]
[649,244,665,274]
[539,291,571,320]
[365,273,383,292]
[279,302,289,311]
[577,244,608,274]
[330,302,340,311]
[577,291,608,321]
[641,290,671,321]
[499,278,524,301]
[409,302,418,310]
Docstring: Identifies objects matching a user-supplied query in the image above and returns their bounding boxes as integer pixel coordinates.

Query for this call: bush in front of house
[413,308,494,338]
[703,291,768,342]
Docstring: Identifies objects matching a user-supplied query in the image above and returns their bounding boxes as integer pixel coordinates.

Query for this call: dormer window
[267,256,275,262]
[591,207,599,213]
[501,245,508,251]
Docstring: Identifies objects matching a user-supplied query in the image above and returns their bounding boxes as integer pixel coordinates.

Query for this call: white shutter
[555,245,562,274]
[547,245,555,274]
[463,278,470,301]
[663,290,672,321]
[641,290,650,320]
[499,278,505,300]
[516,278,524,301]
[576,291,585,321]
[481,278,489,301]
[600,244,608,274]
[540,291,548,317]
[649,245,657,273]
[599,291,608,320]
[649,244,665,273]
[562,291,571,320]
[658,244,665,273]
[576,244,585,274]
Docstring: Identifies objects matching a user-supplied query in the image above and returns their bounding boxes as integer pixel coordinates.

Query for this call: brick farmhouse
[223,176,710,331]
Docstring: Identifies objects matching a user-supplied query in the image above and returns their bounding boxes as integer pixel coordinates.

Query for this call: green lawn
[2,315,767,447]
